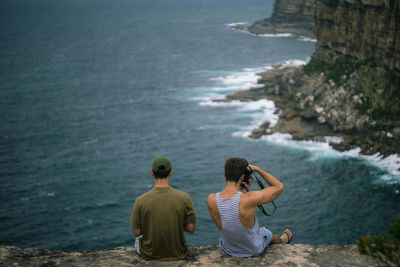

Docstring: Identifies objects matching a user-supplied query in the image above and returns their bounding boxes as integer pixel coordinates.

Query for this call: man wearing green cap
[130,156,196,260]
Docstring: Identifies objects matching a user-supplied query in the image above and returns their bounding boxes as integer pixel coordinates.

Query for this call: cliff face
[244,0,315,37]
[271,0,315,26]
[313,0,400,75]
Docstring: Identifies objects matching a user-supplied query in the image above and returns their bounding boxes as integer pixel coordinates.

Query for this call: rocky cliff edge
[0,244,388,267]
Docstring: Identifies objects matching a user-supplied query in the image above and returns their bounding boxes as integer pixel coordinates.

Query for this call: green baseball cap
[152,156,172,174]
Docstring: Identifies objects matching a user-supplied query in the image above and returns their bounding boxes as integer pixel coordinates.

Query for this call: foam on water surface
[227,22,317,43]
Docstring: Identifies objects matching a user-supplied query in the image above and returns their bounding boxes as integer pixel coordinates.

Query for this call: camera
[243,168,253,183]
[240,167,253,190]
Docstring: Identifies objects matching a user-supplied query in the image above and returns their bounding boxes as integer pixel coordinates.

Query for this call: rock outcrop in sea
[233,0,315,37]
[0,244,394,266]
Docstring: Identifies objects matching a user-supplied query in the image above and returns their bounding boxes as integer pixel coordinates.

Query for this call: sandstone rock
[0,244,389,267]
[318,116,327,124]
[393,127,400,139]
[362,0,386,6]
[356,118,369,132]
[314,0,400,76]
[247,63,400,156]
[249,122,270,139]
[241,0,315,38]
[315,106,324,114]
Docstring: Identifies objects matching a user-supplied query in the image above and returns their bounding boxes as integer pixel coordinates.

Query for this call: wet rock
[356,118,369,133]
[393,127,400,139]
[249,122,270,139]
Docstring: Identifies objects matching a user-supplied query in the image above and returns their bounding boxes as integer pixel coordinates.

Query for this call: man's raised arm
[247,165,284,206]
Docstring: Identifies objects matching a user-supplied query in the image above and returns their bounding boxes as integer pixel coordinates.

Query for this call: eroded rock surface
[233,0,315,37]
[0,244,385,267]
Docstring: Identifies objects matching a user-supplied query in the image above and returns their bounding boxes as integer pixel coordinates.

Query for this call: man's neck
[221,181,241,196]
[154,177,170,188]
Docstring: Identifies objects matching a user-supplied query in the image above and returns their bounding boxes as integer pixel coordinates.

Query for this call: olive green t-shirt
[130,187,196,260]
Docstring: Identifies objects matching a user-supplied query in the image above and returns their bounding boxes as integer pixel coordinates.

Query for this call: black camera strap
[253,174,276,216]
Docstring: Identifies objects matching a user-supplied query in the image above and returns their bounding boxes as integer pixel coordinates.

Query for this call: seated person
[207,157,292,257]
[130,156,196,260]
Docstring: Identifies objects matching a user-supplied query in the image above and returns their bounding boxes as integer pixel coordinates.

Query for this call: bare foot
[280,229,293,244]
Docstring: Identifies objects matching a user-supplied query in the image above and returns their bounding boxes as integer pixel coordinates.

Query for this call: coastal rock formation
[242,0,315,37]
[230,0,400,156]
[313,0,400,75]
[227,63,400,156]
[0,244,388,266]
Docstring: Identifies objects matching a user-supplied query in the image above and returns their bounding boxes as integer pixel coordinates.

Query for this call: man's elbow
[279,182,285,194]
[185,224,196,233]
[133,228,141,237]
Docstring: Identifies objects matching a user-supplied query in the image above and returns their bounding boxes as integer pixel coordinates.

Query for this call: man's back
[207,159,289,257]
[215,191,265,257]
[130,187,196,260]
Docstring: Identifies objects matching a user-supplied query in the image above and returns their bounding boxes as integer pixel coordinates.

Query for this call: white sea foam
[199,99,243,107]
[258,33,294,38]
[259,133,400,182]
[225,22,249,27]
[299,37,317,42]
[227,23,317,43]
[258,34,317,43]
[279,59,309,67]
[240,99,279,126]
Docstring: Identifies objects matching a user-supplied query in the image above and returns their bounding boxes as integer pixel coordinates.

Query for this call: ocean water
[1,0,399,251]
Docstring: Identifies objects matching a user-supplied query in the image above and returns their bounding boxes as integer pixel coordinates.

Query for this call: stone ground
[0,244,387,267]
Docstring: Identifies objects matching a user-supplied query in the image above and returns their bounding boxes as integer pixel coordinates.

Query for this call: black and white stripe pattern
[216,192,264,257]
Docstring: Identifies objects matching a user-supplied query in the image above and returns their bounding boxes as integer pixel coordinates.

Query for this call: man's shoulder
[169,187,191,199]
[135,189,155,201]
[206,193,217,208]
[207,193,216,202]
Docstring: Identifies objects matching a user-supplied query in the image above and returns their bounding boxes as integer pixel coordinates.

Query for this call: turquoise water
[1,0,399,251]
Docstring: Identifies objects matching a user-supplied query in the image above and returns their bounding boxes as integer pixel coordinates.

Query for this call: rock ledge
[0,244,385,266]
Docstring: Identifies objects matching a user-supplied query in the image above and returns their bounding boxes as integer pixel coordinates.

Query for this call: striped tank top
[216,191,265,257]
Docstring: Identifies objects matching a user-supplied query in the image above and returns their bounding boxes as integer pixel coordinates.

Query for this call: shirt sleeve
[184,197,196,225]
[130,199,141,229]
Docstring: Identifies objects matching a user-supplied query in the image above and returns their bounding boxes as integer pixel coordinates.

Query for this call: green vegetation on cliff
[303,58,400,120]
[357,63,400,120]
[357,217,400,265]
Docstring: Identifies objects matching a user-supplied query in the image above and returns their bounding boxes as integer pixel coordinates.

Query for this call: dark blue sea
[1,0,399,251]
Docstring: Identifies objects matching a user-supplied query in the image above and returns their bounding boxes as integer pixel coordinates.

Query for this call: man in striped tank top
[207,157,292,257]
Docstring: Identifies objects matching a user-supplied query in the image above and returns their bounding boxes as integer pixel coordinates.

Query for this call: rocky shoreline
[232,0,315,38]
[231,21,314,39]
[227,64,400,159]
[0,244,393,266]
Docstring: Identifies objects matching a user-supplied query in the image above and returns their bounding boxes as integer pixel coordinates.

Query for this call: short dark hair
[224,157,248,182]
[153,167,170,179]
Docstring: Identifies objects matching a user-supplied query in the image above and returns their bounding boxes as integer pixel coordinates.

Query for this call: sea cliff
[314,0,400,76]
[0,244,390,266]
[234,0,315,37]
[231,0,400,156]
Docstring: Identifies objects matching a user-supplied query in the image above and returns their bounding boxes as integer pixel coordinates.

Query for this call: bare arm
[246,165,284,206]
[207,194,222,230]
[184,223,195,233]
